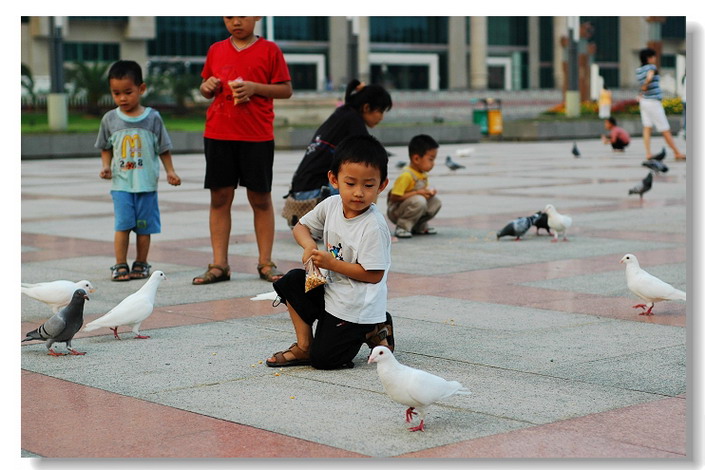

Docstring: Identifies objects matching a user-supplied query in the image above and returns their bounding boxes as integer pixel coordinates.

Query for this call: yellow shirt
[390,166,428,197]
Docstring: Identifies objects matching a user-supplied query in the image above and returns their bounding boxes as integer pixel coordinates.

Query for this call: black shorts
[203,138,275,192]
[273,269,378,370]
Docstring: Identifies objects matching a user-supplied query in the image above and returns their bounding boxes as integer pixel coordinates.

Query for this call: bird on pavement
[543,204,572,242]
[368,346,471,432]
[620,254,686,316]
[572,142,580,157]
[532,211,552,236]
[21,279,96,314]
[642,159,668,173]
[496,213,540,241]
[22,289,89,356]
[445,155,465,171]
[628,172,653,200]
[83,271,166,339]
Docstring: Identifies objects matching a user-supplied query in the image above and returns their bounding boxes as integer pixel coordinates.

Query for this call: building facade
[21,16,687,96]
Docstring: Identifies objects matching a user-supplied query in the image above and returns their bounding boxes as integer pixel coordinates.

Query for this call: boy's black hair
[639,48,657,66]
[331,135,388,183]
[408,134,439,159]
[345,79,393,114]
[108,60,144,86]
[607,117,617,126]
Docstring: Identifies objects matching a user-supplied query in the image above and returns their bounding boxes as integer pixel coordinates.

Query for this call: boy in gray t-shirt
[266,135,394,370]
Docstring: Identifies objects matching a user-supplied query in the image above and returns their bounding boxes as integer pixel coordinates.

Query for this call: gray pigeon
[22,289,89,356]
[642,159,668,173]
[396,160,406,168]
[445,155,465,170]
[497,213,540,240]
[628,172,653,200]
[572,142,580,157]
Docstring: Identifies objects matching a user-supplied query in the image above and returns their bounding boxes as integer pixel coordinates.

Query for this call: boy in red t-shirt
[601,117,631,152]
[194,16,293,285]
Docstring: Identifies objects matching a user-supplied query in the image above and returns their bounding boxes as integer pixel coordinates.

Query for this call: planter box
[501,116,681,141]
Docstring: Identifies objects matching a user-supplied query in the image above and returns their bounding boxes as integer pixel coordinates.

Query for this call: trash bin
[472,99,489,135]
[472,98,503,136]
[486,98,503,136]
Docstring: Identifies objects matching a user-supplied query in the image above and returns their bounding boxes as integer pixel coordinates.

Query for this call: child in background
[194,16,293,285]
[97,60,181,282]
[387,134,442,239]
[601,117,631,152]
[266,135,394,370]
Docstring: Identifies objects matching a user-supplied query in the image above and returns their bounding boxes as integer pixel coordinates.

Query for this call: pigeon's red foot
[134,334,151,339]
[632,304,647,310]
[551,239,558,243]
[68,349,86,355]
[110,327,121,340]
[408,420,425,432]
[47,349,66,356]
[405,407,417,423]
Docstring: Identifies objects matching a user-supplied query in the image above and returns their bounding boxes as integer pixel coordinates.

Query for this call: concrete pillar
[448,17,468,89]
[619,17,647,88]
[553,16,567,92]
[328,17,349,89]
[357,16,371,84]
[47,93,68,130]
[528,16,540,89]
[469,16,487,89]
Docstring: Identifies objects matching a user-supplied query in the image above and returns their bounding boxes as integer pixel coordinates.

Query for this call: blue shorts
[111,191,161,234]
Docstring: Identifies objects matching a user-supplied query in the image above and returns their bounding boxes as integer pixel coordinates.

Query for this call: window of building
[370,17,448,44]
[64,43,120,62]
[662,16,685,39]
[266,16,328,41]
[539,16,554,89]
[580,16,619,88]
[487,17,528,46]
[148,17,228,57]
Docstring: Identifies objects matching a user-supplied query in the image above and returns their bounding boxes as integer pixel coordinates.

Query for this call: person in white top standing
[266,135,394,370]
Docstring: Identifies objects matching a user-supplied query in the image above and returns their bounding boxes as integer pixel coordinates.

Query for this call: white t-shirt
[299,195,391,324]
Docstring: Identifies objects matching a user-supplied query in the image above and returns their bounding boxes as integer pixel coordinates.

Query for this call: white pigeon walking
[84,271,166,339]
[544,204,572,242]
[21,279,96,314]
[368,346,471,432]
[620,254,686,315]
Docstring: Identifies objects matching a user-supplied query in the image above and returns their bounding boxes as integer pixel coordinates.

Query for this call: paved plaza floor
[18,134,690,462]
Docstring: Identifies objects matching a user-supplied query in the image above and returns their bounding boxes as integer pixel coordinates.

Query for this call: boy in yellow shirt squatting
[387,134,442,239]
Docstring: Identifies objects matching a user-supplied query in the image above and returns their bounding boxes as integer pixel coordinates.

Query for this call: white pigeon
[21,279,96,313]
[83,271,166,339]
[250,291,278,301]
[543,204,572,242]
[620,254,686,315]
[368,346,471,432]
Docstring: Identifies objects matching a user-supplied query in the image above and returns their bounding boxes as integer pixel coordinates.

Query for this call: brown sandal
[266,342,311,367]
[192,264,231,285]
[365,312,394,352]
[257,262,284,282]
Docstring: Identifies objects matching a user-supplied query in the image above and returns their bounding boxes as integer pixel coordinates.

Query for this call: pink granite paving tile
[400,397,686,458]
[21,371,364,458]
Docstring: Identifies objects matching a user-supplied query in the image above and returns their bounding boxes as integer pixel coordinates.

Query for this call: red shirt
[201,37,291,141]
[610,126,630,144]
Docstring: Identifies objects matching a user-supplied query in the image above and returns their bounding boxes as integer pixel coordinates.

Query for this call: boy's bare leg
[661,130,686,159]
[135,234,150,264]
[247,189,280,278]
[267,303,313,363]
[205,186,235,277]
[642,126,652,158]
[114,230,130,265]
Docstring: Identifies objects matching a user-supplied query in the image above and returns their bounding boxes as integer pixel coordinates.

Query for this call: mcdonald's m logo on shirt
[121,134,142,159]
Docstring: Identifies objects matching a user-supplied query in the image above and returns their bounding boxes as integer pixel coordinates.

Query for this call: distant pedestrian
[387,134,442,239]
[601,117,630,152]
[636,48,685,160]
[194,16,293,285]
[598,86,612,119]
[96,60,181,282]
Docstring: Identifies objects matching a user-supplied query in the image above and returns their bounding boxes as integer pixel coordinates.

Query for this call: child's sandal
[257,262,284,282]
[365,312,395,352]
[111,263,130,282]
[129,261,152,279]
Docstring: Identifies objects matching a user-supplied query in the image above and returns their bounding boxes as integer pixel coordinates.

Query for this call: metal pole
[565,16,580,117]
